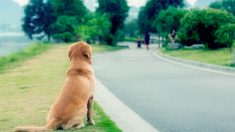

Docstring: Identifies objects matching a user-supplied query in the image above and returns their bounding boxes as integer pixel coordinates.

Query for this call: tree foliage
[51,16,78,42]
[96,0,129,45]
[124,19,138,36]
[76,13,111,44]
[137,0,184,33]
[154,7,186,37]
[210,0,235,16]
[209,1,223,9]
[215,24,235,50]
[51,0,88,42]
[178,9,235,49]
[22,0,55,41]
[23,0,88,42]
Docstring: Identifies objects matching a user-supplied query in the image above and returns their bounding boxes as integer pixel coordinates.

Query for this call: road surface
[94,42,235,132]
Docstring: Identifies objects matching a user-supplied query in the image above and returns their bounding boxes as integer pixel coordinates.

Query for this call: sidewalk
[95,79,159,132]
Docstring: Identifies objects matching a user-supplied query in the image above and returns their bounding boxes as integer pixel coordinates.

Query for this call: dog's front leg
[87,96,95,125]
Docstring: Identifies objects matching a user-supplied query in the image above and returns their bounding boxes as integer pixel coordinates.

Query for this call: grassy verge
[0,44,123,131]
[160,47,234,67]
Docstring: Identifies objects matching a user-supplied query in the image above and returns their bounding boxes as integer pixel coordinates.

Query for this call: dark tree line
[22,0,55,41]
[137,0,235,50]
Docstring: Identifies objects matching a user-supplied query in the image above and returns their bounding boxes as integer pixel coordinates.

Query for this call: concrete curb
[95,79,159,132]
[154,50,235,77]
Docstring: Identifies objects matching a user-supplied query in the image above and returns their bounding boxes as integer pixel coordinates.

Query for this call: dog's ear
[83,46,92,64]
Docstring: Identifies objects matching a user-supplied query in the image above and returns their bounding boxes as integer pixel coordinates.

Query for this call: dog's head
[68,41,92,64]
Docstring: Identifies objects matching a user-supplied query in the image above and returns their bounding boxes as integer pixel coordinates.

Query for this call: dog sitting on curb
[14,41,96,132]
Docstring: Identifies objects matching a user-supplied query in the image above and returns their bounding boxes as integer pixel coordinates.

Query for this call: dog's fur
[14,41,96,132]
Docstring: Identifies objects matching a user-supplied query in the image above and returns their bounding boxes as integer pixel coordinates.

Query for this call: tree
[96,0,129,45]
[76,13,111,44]
[209,1,223,9]
[51,0,88,42]
[137,0,184,33]
[154,7,186,37]
[210,0,235,16]
[22,0,56,41]
[178,9,235,49]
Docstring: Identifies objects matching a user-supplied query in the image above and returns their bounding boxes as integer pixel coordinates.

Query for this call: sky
[127,0,200,7]
[127,0,147,7]
[14,0,28,6]
[14,0,197,7]
[187,0,197,5]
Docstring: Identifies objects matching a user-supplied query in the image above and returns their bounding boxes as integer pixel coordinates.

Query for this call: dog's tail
[14,118,59,132]
[14,126,50,132]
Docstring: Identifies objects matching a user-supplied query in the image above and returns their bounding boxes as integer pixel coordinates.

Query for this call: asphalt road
[94,43,235,132]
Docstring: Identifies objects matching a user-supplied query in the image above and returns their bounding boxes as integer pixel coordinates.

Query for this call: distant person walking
[137,36,142,48]
[144,32,150,50]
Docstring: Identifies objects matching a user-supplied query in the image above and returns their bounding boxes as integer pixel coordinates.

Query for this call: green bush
[215,23,235,50]
[51,16,78,42]
[178,8,235,49]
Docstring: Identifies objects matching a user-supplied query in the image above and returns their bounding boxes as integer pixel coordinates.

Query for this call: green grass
[0,44,123,132]
[92,44,128,52]
[160,47,234,67]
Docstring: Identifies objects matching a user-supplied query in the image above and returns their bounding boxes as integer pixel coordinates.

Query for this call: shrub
[215,23,235,50]
[51,16,78,42]
[178,8,235,49]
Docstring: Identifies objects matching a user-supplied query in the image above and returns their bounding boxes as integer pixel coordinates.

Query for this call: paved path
[95,79,158,132]
[94,43,235,132]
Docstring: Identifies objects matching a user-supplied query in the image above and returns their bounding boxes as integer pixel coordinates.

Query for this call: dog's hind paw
[75,122,85,129]
[87,119,95,125]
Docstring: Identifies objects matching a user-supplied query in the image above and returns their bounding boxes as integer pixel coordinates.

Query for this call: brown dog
[14,41,96,132]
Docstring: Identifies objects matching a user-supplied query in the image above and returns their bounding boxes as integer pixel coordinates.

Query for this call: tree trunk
[47,34,51,42]
[232,51,235,65]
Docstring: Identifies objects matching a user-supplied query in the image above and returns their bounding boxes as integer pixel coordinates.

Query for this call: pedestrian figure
[168,29,182,49]
[168,29,177,44]
[137,36,142,48]
[144,32,150,50]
